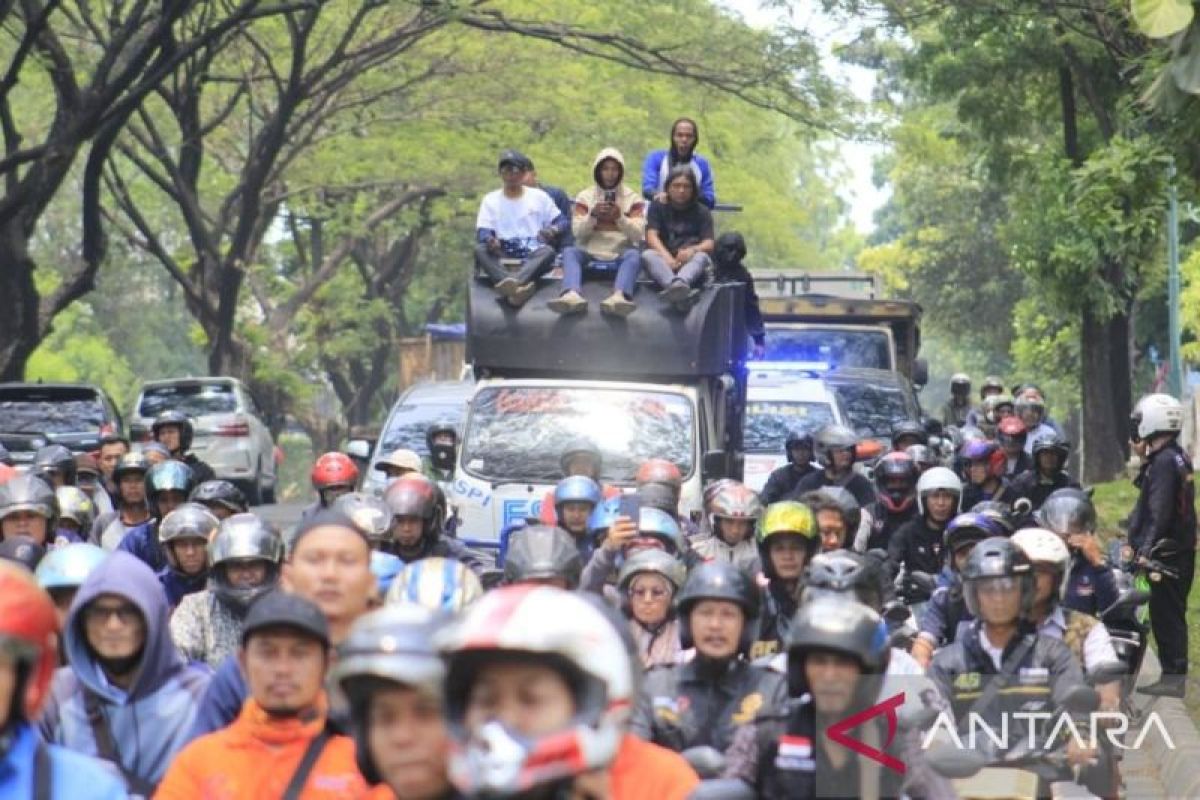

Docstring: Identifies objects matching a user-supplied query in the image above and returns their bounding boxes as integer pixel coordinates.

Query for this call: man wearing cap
[157,590,369,799]
[374,448,423,483]
[474,148,568,308]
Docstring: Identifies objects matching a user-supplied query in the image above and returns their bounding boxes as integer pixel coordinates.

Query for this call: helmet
[334,604,445,784]
[559,440,602,477]
[905,444,937,472]
[587,496,622,542]
[209,513,284,611]
[311,452,359,492]
[635,459,682,491]
[158,503,219,568]
[803,487,862,537]
[426,421,459,472]
[636,507,685,555]
[874,452,918,513]
[386,557,483,613]
[915,467,962,516]
[616,549,687,599]
[1030,431,1069,468]
[144,460,196,515]
[802,549,887,611]
[997,416,1028,446]
[968,501,1018,535]
[961,536,1034,618]
[676,562,760,654]
[332,492,392,544]
[1036,488,1096,536]
[55,486,95,533]
[950,373,971,390]
[374,449,423,475]
[702,478,738,511]
[0,474,59,531]
[35,543,107,592]
[707,482,763,540]
[982,394,1015,424]
[1014,393,1046,424]
[785,429,815,463]
[425,420,458,451]
[112,451,151,482]
[33,444,77,486]
[786,597,889,699]
[369,551,404,596]
[1012,527,1070,603]
[758,501,818,578]
[553,475,602,517]
[503,525,583,589]
[814,424,858,467]
[439,586,635,797]
[72,454,99,482]
[890,420,928,449]
[383,474,441,543]
[960,439,1004,479]
[944,512,1010,561]
[636,482,679,517]
[981,375,1005,396]
[189,480,248,514]
[152,410,195,452]
[0,562,59,721]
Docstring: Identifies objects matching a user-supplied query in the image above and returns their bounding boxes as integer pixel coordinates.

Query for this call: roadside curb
[1130,650,1200,798]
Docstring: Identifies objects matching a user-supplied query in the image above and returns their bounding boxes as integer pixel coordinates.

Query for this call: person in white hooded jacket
[549,147,646,317]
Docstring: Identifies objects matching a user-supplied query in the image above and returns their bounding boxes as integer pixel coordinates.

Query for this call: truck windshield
[762,328,891,370]
[462,386,694,484]
[828,382,916,439]
[745,400,835,453]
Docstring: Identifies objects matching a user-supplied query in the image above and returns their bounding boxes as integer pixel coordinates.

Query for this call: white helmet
[1134,393,1183,441]
[916,466,963,516]
[1012,527,1070,601]
[386,557,483,613]
[437,585,635,797]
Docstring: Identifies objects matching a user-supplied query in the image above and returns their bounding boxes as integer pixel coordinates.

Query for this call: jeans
[642,249,710,289]
[560,247,641,297]
[474,243,557,285]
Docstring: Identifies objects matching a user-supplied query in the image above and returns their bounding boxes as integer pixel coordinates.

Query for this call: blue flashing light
[746,360,833,373]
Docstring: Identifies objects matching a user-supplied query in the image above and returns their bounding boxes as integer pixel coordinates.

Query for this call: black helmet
[33,445,76,486]
[950,372,971,391]
[801,486,862,535]
[0,474,59,533]
[961,536,1034,618]
[425,420,458,472]
[814,424,857,468]
[332,492,392,545]
[0,536,46,572]
[802,549,887,612]
[890,420,928,449]
[503,525,583,589]
[334,604,445,784]
[425,421,457,451]
[559,439,602,477]
[944,512,1010,567]
[209,513,284,611]
[785,429,814,452]
[143,461,196,517]
[1035,488,1096,536]
[676,562,760,655]
[786,597,889,699]
[1031,431,1069,466]
[635,482,679,518]
[112,451,151,482]
[189,480,248,514]
[152,410,194,453]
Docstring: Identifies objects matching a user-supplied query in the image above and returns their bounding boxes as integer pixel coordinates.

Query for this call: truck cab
[451,277,747,550]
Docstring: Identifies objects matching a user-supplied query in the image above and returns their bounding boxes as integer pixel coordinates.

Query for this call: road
[252,500,306,534]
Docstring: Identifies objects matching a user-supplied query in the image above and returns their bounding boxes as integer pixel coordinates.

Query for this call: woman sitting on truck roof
[642,166,715,311]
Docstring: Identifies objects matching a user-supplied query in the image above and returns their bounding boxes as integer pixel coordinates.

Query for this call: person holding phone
[549,147,647,317]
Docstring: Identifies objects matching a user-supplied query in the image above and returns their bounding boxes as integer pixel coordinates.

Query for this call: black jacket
[181,453,216,486]
[960,478,1018,512]
[1128,441,1197,556]
[1009,470,1078,512]
[713,232,765,346]
[789,469,877,509]
[761,463,817,505]
[886,516,945,578]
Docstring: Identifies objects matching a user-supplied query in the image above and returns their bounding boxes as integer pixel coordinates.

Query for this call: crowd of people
[0,374,1195,797]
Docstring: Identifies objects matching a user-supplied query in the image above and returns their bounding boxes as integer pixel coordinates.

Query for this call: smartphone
[604,189,617,204]
[617,494,641,521]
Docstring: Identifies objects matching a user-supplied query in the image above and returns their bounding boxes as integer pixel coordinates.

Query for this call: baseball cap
[74,453,101,477]
[241,590,330,648]
[498,149,528,170]
[373,449,423,474]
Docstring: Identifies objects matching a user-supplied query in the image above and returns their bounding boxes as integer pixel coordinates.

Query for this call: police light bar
[745,360,832,373]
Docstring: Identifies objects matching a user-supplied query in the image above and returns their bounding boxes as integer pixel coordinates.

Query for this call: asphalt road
[252,500,306,532]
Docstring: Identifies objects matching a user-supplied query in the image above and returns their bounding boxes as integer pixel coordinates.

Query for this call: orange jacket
[154,695,369,800]
[608,733,699,800]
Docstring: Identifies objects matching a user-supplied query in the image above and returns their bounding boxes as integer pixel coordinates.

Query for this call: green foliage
[1131,0,1195,39]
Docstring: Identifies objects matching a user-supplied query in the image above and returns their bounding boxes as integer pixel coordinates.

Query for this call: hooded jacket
[157,566,208,609]
[0,721,128,800]
[572,147,647,261]
[39,551,211,788]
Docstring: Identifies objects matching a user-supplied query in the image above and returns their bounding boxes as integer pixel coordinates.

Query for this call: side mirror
[912,358,929,389]
[702,450,728,481]
[345,439,372,460]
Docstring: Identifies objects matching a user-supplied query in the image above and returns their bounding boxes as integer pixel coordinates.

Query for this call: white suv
[131,377,278,504]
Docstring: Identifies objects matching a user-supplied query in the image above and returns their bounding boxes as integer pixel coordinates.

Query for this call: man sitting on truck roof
[549,147,646,318]
[642,166,715,310]
[473,149,568,308]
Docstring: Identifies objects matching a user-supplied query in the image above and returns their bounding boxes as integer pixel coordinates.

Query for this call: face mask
[430,443,456,471]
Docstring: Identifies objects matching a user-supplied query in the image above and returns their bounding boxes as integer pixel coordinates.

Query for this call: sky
[720,0,889,232]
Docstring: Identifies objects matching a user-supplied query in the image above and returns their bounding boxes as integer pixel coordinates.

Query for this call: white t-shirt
[476,187,560,254]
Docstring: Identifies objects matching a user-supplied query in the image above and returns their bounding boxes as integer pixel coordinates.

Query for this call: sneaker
[600,292,636,317]
[548,290,587,315]
[507,282,537,308]
[494,277,519,297]
[662,280,690,304]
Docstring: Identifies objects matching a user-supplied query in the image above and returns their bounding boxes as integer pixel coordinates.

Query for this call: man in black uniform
[1128,394,1197,697]
[630,562,786,756]
[789,424,876,509]
[152,410,216,484]
[761,430,817,505]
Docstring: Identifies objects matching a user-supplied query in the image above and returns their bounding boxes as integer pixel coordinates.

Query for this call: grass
[1091,477,1200,721]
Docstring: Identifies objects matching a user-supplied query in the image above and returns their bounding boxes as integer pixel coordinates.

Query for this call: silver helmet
[209,512,284,612]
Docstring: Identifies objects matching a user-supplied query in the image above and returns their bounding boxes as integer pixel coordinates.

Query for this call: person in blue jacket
[641,117,716,209]
[0,561,127,799]
[38,551,211,795]
[117,460,195,573]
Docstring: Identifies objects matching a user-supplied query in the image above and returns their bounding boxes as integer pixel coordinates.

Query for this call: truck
[753,272,927,387]
[449,277,748,550]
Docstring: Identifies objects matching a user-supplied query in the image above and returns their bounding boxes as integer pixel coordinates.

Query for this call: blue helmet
[637,507,684,555]
[145,460,195,496]
[370,550,405,596]
[35,543,108,592]
[385,557,483,613]
[553,476,602,513]
[587,496,623,540]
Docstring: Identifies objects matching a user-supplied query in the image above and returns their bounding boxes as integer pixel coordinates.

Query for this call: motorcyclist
[151,410,216,484]
[752,500,819,659]
[631,562,787,755]
[156,502,219,607]
[170,512,284,668]
[383,474,484,573]
[117,459,195,572]
[0,473,58,547]
[580,503,690,595]
[189,479,248,519]
[761,430,818,505]
[887,466,962,580]
[617,548,688,668]
[868,451,919,551]
[959,438,1018,509]
[56,485,96,545]
[890,420,927,452]
[790,424,877,508]
[536,475,601,554]
[385,556,484,613]
[90,451,152,550]
[1036,488,1118,616]
[301,451,360,523]
[73,453,113,517]
[996,416,1032,476]
[438,584,701,799]
[800,486,862,553]
[1126,393,1196,696]
[693,480,763,574]
[31,444,77,490]
[965,392,1014,441]
[1010,431,1079,510]
[332,491,393,549]
[942,372,972,427]
[906,444,938,475]
[635,458,684,514]
[0,562,128,799]
[965,374,1005,428]
[1015,388,1060,447]
[502,524,583,590]
[34,543,108,633]
[96,433,129,503]
[424,421,458,485]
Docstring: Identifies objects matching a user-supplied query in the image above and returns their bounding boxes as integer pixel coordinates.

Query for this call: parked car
[130,377,277,504]
[0,383,124,464]
[743,366,843,493]
[360,380,474,498]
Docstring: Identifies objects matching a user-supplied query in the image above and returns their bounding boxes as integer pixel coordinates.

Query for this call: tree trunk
[0,226,40,380]
[1080,302,1130,482]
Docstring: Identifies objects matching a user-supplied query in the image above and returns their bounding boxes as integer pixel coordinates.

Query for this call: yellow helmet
[759,501,817,542]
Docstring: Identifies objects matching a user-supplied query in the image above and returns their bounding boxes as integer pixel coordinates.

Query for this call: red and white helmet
[310,452,359,491]
[437,585,635,796]
[0,562,59,722]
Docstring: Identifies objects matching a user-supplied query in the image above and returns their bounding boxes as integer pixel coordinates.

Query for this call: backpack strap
[281,730,330,800]
[83,689,157,797]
